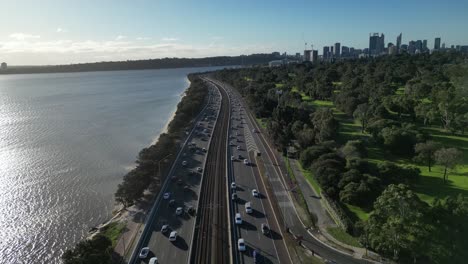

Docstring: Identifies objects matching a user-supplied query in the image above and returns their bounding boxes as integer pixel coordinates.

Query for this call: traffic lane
[137,94,220,263]
[230,125,279,264]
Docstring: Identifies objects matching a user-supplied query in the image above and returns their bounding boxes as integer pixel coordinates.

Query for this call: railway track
[190,79,230,264]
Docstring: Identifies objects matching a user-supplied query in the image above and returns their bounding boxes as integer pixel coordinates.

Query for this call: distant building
[312,50,318,62]
[396,33,402,54]
[334,42,341,58]
[434,37,441,50]
[295,53,301,60]
[341,46,349,57]
[303,50,312,62]
[0,62,6,70]
[330,46,334,56]
[269,60,285,67]
[323,46,330,60]
[369,33,385,56]
[388,45,397,55]
[423,40,428,52]
[442,43,446,49]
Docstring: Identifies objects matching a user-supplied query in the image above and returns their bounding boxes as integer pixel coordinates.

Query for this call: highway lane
[216,79,369,264]
[225,86,290,264]
[133,85,222,264]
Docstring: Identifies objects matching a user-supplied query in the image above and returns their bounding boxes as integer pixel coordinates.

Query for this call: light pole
[156,153,173,180]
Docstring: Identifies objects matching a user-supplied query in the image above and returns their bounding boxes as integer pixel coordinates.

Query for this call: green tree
[311,108,338,143]
[353,103,371,132]
[434,147,463,183]
[413,141,441,172]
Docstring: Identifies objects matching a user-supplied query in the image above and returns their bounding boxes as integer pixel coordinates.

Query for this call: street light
[156,153,173,179]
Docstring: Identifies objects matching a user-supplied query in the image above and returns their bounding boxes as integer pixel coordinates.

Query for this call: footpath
[288,158,381,262]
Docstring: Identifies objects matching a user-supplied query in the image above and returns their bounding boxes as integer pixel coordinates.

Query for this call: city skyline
[1,0,468,65]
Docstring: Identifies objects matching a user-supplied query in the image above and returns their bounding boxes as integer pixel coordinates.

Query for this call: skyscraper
[396,33,402,54]
[334,42,341,58]
[423,40,428,52]
[303,50,312,62]
[369,33,385,56]
[323,46,330,60]
[330,46,334,56]
[434,37,441,50]
[312,50,318,62]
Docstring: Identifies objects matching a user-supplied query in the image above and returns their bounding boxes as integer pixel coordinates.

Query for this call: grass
[101,221,127,247]
[345,204,370,221]
[327,227,362,247]
[395,86,405,95]
[256,118,268,129]
[332,81,343,86]
[297,161,321,194]
[311,100,334,107]
[275,83,285,88]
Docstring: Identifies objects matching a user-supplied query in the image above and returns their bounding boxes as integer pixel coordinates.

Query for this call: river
[0,66,225,263]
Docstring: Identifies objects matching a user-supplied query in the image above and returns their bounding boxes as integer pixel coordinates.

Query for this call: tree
[311,108,338,143]
[434,147,463,183]
[364,184,430,262]
[62,234,112,264]
[353,103,371,132]
[413,141,441,172]
[342,140,367,159]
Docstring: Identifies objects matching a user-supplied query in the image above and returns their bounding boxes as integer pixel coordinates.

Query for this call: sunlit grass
[327,227,362,247]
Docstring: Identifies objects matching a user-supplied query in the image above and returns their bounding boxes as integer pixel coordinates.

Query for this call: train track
[190,79,230,264]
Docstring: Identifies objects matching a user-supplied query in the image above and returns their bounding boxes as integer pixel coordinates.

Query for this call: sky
[0,0,467,65]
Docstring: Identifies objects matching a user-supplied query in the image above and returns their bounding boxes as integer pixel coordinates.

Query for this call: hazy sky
[1,0,467,65]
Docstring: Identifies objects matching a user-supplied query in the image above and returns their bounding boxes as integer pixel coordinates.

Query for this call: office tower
[396,33,402,54]
[303,50,312,62]
[323,46,330,60]
[312,50,318,62]
[423,40,428,52]
[341,46,349,57]
[408,41,416,54]
[330,46,334,57]
[369,33,384,55]
[416,40,423,52]
[442,43,446,49]
[334,42,341,58]
[434,37,441,50]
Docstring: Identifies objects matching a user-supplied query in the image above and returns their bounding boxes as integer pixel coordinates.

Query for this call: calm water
[0,67,224,263]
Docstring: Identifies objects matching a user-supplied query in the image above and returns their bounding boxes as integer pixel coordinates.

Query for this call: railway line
[190,79,230,264]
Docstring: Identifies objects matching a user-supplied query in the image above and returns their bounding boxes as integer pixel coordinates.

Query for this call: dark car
[177,179,183,185]
[186,206,196,215]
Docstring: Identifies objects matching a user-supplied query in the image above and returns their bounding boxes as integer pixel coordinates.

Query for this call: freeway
[224,86,291,264]
[130,84,222,264]
[210,78,370,264]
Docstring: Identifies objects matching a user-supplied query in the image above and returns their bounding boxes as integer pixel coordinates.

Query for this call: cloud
[162,37,179,42]
[136,37,151,40]
[9,33,41,40]
[56,27,68,33]
[115,35,127,40]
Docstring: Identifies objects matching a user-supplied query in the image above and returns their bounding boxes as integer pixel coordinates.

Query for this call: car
[232,193,238,200]
[183,185,190,191]
[197,167,202,172]
[253,250,259,263]
[168,199,175,207]
[237,146,241,150]
[171,176,177,182]
[252,128,257,133]
[177,179,183,185]
[238,238,246,251]
[235,213,242,224]
[231,182,236,189]
[231,155,236,161]
[243,159,249,165]
[176,207,183,215]
[252,189,259,197]
[202,148,207,152]
[245,202,252,214]
[149,257,158,264]
[186,206,196,215]
[182,160,187,166]
[163,192,171,200]
[238,154,242,159]
[139,247,150,259]
[261,223,270,235]
[230,141,236,146]
[161,224,169,233]
[169,231,178,241]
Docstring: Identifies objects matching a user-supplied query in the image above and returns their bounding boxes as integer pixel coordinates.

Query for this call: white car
[176,207,183,215]
[243,159,249,165]
[169,231,178,241]
[163,192,171,200]
[202,148,207,152]
[231,182,236,189]
[139,247,150,259]
[231,155,236,161]
[182,160,187,166]
[232,193,238,200]
[238,238,246,251]
[149,257,158,264]
[235,213,242,224]
[161,224,169,233]
[237,146,241,150]
[252,189,259,197]
[245,202,252,214]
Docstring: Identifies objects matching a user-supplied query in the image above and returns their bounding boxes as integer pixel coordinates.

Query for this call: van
[245,202,252,214]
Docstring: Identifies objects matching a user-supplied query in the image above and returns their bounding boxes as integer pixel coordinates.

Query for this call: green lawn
[297,161,322,194]
[395,86,405,95]
[345,204,370,221]
[312,100,334,107]
[100,221,127,247]
[327,227,362,247]
[275,83,285,88]
[256,118,268,129]
[332,81,343,86]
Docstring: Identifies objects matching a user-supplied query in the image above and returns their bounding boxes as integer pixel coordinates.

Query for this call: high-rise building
[408,41,416,54]
[434,37,441,50]
[334,42,341,58]
[323,46,330,60]
[369,33,385,56]
[330,46,334,56]
[312,50,319,62]
[0,62,6,70]
[423,40,428,52]
[416,40,423,52]
[341,46,350,57]
[396,33,402,54]
[442,43,446,49]
[303,50,312,62]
